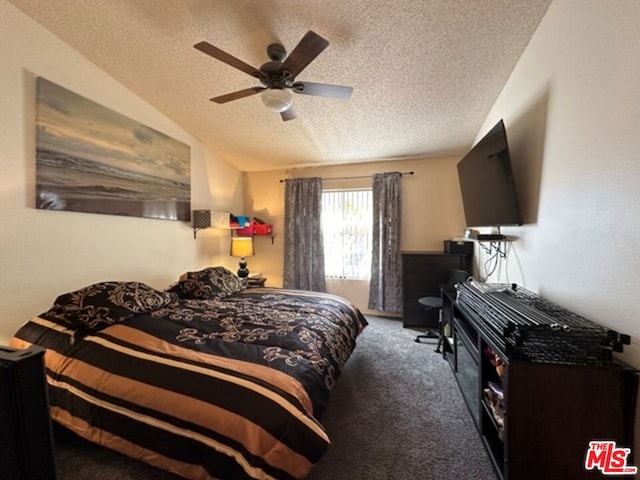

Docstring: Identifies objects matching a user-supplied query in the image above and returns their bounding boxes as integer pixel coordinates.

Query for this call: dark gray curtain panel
[368,172,402,313]
[283,177,326,291]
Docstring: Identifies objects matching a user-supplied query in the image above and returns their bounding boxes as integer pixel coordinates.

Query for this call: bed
[10,267,367,480]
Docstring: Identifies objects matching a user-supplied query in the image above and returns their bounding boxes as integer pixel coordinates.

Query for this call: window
[321,189,373,280]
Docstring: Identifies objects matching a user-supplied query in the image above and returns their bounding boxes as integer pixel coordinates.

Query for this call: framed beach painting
[35,77,191,221]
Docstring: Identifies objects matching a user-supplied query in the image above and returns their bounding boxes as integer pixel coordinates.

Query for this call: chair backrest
[447,269,470,286]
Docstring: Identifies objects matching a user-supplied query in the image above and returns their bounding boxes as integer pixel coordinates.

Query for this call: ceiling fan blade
[292,81,353,100]
[281,31,329,79]
[280,107,297,122]
[194,41,264,79]
[210,87,265,104]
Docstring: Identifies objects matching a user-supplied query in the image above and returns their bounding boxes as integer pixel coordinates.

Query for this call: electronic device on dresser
[457,119,522,238]
[443,239,473,254]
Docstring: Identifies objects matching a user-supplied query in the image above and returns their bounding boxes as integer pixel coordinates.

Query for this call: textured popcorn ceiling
[8,0,551,172]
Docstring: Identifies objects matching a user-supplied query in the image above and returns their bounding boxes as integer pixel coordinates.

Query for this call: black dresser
[401,251,472,328]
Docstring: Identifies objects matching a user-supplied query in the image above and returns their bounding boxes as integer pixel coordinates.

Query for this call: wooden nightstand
[246,277,266,288]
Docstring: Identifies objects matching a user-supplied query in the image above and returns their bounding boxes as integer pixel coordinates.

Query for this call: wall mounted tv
[457,119,522,230]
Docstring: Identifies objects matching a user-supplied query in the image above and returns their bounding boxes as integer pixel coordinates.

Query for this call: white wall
[0,1,243,343]
[477,0,640,368]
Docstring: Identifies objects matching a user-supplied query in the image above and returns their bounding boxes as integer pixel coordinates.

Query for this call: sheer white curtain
[283,177,326,291]
[322,189,373,280]
[368,172,402,313]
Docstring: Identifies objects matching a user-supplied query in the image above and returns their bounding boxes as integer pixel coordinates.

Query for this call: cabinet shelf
[480,412,505,476]
[480,398,503,439]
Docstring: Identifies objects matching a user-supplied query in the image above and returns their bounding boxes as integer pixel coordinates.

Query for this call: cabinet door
[454,323,480,426]
[505,361,637,480]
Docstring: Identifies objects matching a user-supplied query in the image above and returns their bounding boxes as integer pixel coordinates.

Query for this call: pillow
[165,281,187,298]
[41,281,174,332]
[178,266,245,300]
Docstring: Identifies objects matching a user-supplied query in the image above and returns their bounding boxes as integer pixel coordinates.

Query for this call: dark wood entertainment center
[440,283,638,480]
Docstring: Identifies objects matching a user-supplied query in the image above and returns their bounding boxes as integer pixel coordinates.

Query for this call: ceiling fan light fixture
[261,88,292,112]
[195,32,351,121]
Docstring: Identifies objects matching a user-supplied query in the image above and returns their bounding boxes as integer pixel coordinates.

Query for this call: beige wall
[244,156,467,314]
[243,0,640,373]
[0,1,243,344]
[4,0,638,373]
[474,1,640,369]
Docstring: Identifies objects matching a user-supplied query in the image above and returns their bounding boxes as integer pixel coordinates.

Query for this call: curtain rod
[279,171,414,183]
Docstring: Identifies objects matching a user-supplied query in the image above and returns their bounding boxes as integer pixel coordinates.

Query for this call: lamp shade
[230,237,255,258]
[261,88,292,112]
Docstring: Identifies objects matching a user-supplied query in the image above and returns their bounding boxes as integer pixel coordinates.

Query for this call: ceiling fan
[194,31,353,121]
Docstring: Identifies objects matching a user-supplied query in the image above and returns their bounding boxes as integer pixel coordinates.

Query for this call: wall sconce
[230,237,255,277]
[192,210,211,239]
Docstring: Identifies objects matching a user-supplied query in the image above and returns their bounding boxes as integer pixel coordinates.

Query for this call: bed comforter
[11,286,367,480]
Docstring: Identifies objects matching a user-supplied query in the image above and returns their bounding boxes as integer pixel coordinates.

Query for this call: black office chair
[414,269,470,351]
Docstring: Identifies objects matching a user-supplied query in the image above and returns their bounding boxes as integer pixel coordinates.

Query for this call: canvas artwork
[35,77,191,221]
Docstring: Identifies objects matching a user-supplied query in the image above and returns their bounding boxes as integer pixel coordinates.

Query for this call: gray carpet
[53,316,497,479]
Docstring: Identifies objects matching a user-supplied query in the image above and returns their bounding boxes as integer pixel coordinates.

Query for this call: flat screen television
[457,119,522,229]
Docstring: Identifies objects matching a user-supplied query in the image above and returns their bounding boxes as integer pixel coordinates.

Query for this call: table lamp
[230,237,254,277]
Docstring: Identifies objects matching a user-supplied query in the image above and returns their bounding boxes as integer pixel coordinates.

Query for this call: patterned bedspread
[11,287,367,480]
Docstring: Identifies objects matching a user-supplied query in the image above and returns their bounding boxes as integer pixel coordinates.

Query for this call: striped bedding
[10,287,367,480]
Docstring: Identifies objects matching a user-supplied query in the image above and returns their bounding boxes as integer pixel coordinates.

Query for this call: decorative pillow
[165,281,187,298]
[179,266,245,300]
[41,281,174,332]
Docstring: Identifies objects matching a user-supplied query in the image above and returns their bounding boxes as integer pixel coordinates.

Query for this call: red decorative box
[235,219,273,236]
[236,221,254,236]
[253,223,273,235]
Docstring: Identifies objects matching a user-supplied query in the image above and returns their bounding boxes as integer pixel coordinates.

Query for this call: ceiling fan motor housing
[267,43,286,61]
[260,59,293,88]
